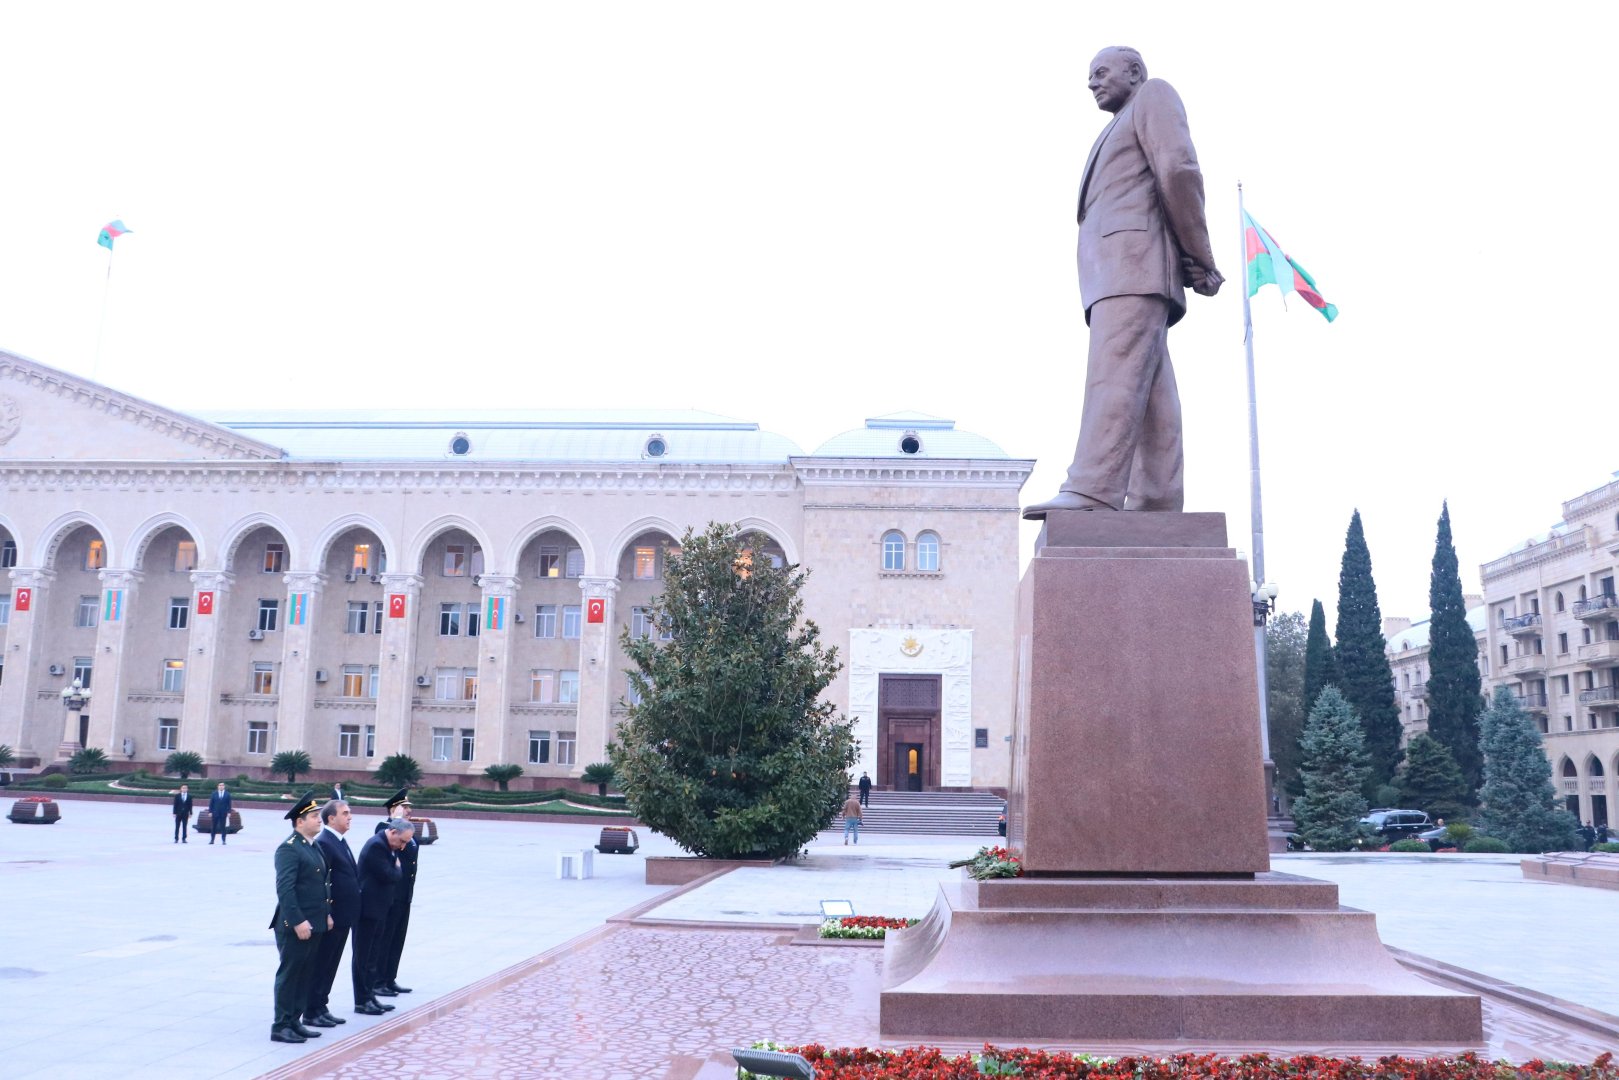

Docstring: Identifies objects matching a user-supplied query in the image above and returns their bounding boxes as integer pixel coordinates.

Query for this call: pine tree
[1477,686,1581,853]
[1424,502,1483,795]
[1265,610,1308,799]
[1333,511,1403,793]
[1394,734,1473,822]
[1290,686,1371,851]
[1302,599,1340,721]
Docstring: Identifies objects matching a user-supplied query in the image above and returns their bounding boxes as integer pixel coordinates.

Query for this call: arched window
[881,531,905,572]
[1562,758,1578,777]
[916,531,940,572]
[1555,592,1565,612]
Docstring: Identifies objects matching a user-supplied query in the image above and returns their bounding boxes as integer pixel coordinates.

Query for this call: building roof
[809,412,1011,458]
[1388,605,1488,654]
[196,408,805,463]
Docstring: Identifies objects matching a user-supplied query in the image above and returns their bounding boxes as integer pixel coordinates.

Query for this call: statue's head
[1088,46,1146,114]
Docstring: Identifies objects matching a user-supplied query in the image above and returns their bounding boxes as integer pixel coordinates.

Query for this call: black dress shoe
[320,1011,347,1025]
[372,985,398,997]
[292,1022,321,1038]
[373,999,395,1011]
[302,1014,338,1028]
[387,981,412,994]
[354,1001,385,1016]
[271,1026,306,1043]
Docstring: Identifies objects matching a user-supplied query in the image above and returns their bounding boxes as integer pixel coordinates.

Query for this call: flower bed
[817,916,920,940]
[737,1044,1617,1079]
[948,845,1022,880]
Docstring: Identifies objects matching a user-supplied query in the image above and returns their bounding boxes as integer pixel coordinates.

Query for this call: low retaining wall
[645,856,778,885]
[1521,852,1619,891]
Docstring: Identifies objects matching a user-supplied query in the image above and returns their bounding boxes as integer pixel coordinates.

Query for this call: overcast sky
[3,3,1615,629]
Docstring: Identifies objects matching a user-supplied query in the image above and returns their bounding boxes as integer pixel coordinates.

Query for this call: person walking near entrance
[208,782,232,845]
[857,771,871,808]
[172,784,193,843]
[842,793,863,845]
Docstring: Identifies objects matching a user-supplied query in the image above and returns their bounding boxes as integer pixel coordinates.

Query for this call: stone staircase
[832,788,1004,836]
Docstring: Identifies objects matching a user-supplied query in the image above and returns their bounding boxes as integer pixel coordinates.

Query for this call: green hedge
[1462,836,1510,853]
[1387,839,1431,853]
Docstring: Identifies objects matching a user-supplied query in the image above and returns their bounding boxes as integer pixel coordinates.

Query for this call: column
[0,568,55,762]
[276,571,326,758]
[374,573,423,761]
[86,568,142,758]
[473,574,519,768]
[184,570,235,763]
[575,576,619,770]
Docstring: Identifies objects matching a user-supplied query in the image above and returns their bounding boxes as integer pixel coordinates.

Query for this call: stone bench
[557,848,594,880]
[595,826,639,854]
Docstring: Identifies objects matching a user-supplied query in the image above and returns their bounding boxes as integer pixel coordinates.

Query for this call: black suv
[1358,809,1431,843]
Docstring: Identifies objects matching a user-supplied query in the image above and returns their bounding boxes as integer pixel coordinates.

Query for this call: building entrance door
[78,715,90,748]
[894,742,924,791]
[875,674,940,791]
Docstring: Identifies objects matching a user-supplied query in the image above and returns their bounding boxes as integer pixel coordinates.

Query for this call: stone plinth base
[645,855,778,885]
[1522,852,1619,891]
[879,874,1483,1043]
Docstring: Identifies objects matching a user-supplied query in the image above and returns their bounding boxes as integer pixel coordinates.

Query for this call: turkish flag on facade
[586,597,605,623]
[389,593,407,619]
[196,591,215,615]
[14,587,30,613]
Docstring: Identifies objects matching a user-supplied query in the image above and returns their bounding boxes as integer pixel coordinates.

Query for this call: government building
[0,350,1031,792]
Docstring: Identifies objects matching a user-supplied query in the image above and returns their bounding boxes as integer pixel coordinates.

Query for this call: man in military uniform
[269,791,332,1044]
[373,789,418,998]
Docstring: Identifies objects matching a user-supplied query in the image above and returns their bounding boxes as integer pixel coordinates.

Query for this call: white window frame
[72,657,93,687]
[0,594,9,626]
[556,730,577,766]
[564,547,584,578]
[528,730,551,764]
[251,661,275,695]
[459,728,475,762]
[247,721,269,755]
[341,664,365,698]
[916,531,941,572]
[257,599,279,632]
[338,725,361,758]
[435,667,461,701]
[0,539,15,568]
[351,543,372,574]
[158,719,178,751]
[346,601,369,634]
[443,544,468,577]
[633,546,657,580]
[431,727,453,761]
[162,659,186,693]
[364,724,376,758]
[530,669,555,704]
[558,669,580,704]
[439,603,461,637]
[367,665,380,700]
[534,605,557,638]
[263,542,286,574]
[76,595,98,629]
[538,545,561,578]
[562,605,582,639]
[630,606,653,640]
[174,541,197,572]
[85,539,106,571]
[169,597,190,630]
[882,531,905,571]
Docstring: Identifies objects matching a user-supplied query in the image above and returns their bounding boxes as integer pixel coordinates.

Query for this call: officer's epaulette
[285,835,298,845]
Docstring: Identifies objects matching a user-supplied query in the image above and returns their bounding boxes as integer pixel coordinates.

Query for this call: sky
[2,3,1616,630]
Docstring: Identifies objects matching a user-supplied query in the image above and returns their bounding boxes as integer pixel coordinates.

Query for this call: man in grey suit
[1025,46,1223,519]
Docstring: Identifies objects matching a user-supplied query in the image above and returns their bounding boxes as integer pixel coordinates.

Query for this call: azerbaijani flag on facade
[485,594,506,632]
[103,588,125,622]
[97,220,131,250]
[288,592,310,627]
[1242,211,1337,322]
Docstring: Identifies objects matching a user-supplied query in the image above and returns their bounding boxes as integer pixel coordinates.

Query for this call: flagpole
[1240,182,1278,823]
[93,245,114,384]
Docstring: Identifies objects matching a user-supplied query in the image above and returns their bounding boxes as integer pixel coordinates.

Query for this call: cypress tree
[1265,610,1308,799]
[1394,734,1473,823]
[1424,501,1483,795]
[1302,599,1340,720]
[1334,510,1404,793]
[1290,686,1371,851]
[1477,686,1581,853]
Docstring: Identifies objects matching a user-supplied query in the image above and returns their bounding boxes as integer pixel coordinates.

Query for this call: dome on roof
[809,412,1009,459]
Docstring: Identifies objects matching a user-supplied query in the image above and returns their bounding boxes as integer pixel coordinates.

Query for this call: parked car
[1357,809,1431,844]
[1416,824,1452,851]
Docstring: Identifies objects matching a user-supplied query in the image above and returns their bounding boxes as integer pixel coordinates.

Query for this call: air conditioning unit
[415,675,430,687]
[472,574,482,586]
[248,628,264,641]
[343,572,358,583]
[369,575,381,585]
[48,663,65,676]
[314,668,329,683]
[513,612,525,624]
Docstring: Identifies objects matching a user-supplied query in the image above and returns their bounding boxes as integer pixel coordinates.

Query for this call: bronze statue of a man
[1024,47,1222,519]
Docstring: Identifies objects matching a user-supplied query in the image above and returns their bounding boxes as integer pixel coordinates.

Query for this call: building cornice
[1480,527,1593,581]
[791,457,1034,488]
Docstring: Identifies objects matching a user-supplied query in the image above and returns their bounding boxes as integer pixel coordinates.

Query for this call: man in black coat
[172,784,193,843]
[857,771,872,808]
[208,782,232,845]
[269,792,331,1044]
[353,816,413,1015]
[374,789,418,998]
[304,799,358,1029]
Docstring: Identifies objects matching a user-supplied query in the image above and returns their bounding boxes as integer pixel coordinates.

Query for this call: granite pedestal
[878,512,1482,1043]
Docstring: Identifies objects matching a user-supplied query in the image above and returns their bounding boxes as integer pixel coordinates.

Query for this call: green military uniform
[270,793,332,1039]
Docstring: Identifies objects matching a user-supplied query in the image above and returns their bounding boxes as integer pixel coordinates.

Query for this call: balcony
[1572,593,1619,621]
[1577,639,1619,666]
[1502,653,1548,678]
[1516,691,1549,712]
[1407,681,1427,698]
[1579,685,1619,707]
[1502,612,1542,637]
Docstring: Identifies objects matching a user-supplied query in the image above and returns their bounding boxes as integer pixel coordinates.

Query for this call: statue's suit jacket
[1076,78,1216,328]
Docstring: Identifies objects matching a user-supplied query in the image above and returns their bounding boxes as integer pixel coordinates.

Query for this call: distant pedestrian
[209,782,232,845]
[842,794,862,845]
[1580,822,1597,851]
[332,782,346,802]
[857,771,871,808]
[1598,824,1613,845]
[172,784,193,843]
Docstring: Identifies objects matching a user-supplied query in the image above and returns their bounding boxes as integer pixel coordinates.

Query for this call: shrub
[414,786,446,800]
[1462,836,1510,853]
[164,751,205,779]
[1387,839,1430,853]
[269,749,312,784]
[483,763,523,792]
[373,754,423,790]
[582,761,615,797]
[68,747,110,775]
[1594,842,1619,854]
[41,773,69,790]
[1443,822,1475,846]
[0,744,15,768]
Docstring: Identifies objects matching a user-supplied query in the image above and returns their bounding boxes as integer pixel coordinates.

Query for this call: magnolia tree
[611,522,856,859]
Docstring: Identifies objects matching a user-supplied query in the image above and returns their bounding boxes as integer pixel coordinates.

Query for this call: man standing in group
[304,799,358,1030]
[354,816,413,1015]
[857,771,872,808]
[208,781,232,845]
[172,784,193,843]
[1023,45,1222,519]
[373,789,417,999]
[269,792,331,1044]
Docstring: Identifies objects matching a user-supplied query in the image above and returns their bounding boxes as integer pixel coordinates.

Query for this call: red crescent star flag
[14,587,30,612]
[389,594,407,619]
[196,591,215,615]
[587,598,605,623]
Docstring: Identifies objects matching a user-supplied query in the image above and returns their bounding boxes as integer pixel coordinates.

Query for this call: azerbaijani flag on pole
[288,592,310,627]
[103,588,125,622]
[97,220,131,250]
[1242,211,1337,322]
[485,595,506,632]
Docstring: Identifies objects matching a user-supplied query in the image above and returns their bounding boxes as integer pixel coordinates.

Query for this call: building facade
[1477,474,1619,828]
[1383,598,1487,746]
[0,351,1031,790]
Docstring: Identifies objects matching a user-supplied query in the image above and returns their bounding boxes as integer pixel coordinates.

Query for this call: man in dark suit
[208,782,232,845]
[374,789,417,998]
[172,784,193,843]
[857,772,872,809]
[269,792,331,1044]
[303,799,358,1029]
[353,816,413,1015]
[1024,46,1222,519]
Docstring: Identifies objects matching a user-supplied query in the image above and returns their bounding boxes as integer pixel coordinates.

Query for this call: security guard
[270,791,332,1044]
[373,788,418,998]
